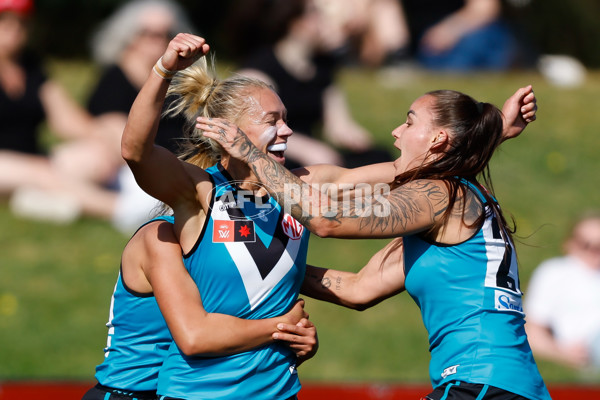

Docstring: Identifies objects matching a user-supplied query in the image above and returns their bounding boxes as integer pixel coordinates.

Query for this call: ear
[430,130,448,152]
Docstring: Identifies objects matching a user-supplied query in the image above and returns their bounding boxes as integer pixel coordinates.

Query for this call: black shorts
[160,396,298,400]
[422,381,530,400]
[81,383,158,400]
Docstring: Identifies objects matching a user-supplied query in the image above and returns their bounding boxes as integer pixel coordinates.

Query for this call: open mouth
[267,143,287,158]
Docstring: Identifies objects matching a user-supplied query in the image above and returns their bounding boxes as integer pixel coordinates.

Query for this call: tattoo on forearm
[241,137,448,235]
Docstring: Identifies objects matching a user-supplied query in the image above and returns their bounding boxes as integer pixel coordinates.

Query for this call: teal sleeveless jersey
[404,182,550,400]
[157,163,309,399]
[95,216,175,391]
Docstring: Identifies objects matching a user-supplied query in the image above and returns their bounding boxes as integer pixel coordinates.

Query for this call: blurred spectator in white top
[525,211,600,370]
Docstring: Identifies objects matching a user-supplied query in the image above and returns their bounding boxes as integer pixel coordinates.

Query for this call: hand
[196,117,255,161]
[274,318,319,365]
[160,33,210,72]
[282,299,309,326]
[501,85,537,142]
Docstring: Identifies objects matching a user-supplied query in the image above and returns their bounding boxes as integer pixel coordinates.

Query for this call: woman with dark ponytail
[201,86,551,399]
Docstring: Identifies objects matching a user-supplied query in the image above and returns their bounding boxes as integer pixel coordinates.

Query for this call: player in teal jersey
[120,32,337,399]
[202,81,549,398]
[83,215,316,400]
[123,31,540,399]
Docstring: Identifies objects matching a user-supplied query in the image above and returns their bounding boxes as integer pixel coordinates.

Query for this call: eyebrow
[264,110,287,120]
[407,110,416,117]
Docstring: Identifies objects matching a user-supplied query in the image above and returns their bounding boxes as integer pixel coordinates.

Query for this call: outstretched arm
[199,118,443,238]
[129,220,315,357]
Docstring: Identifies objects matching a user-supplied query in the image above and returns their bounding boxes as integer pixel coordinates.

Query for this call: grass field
[1,60,599,384]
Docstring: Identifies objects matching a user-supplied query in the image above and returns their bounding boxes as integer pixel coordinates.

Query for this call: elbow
[175,335,199,357]
[121,137,140,164]
[173,331,207,356]
[345,300,375,312]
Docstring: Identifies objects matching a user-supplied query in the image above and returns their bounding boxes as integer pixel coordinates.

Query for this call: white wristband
[153,57,176,80]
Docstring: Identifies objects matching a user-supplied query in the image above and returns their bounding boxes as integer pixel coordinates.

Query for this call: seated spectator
[525,211,600,370]
[400,0,520,71]
[84,0,195,233]
[226,0,394,169]
[0,0,120,224]
[312,0,410,67]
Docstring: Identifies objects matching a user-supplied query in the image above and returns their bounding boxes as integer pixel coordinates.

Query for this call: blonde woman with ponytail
[121,31,543,399]
[83,34,320,400]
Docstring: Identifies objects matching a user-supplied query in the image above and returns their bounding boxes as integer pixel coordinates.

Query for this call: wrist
[153,57,176,81]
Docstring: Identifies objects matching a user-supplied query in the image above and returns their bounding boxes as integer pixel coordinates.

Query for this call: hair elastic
[476,102,484,114]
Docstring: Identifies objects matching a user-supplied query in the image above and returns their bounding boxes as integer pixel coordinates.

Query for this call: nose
[391,125,403,139]
[277,122,293,138]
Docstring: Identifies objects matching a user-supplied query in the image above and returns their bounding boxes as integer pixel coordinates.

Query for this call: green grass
[1,60,599,384]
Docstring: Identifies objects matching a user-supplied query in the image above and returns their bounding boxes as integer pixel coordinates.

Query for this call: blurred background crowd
[2,0,594,233]
[2,0,600,382]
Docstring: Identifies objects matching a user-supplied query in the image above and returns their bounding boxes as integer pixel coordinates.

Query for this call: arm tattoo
[321,180,447,234]
[240,136,448,235]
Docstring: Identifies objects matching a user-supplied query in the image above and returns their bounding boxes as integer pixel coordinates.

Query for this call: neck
[220,156,268,195]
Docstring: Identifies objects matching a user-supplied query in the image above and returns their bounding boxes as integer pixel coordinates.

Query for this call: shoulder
[127,220,176,255]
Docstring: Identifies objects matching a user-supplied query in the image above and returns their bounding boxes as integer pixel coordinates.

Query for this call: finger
[297,318,314,328]
[513,85,532,103]
[520,103,534,114]
[273,332,303,342]
[277,323,303,334]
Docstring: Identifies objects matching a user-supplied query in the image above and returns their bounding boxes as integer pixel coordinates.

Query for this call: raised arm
[501,85,537,141]
[127,220,314,357]
[121,33,210,209]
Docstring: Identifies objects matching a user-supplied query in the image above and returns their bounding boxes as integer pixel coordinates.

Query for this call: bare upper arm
[354,238,406,304]
[301,162,397,186]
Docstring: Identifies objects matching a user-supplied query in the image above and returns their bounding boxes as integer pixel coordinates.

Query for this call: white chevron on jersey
[212,200,301,310]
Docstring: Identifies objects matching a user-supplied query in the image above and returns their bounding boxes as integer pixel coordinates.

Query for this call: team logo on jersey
[212,220,256,243]
[281,213,304,240]
[441,364,459,379]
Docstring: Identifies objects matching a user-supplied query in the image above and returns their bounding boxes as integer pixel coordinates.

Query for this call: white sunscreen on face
[260,126,287,152]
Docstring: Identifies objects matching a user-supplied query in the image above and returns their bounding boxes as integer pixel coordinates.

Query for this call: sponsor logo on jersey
[495,290,523,313]
[441,364,459,379]
[212,220,256,243]
[281,213,304,240]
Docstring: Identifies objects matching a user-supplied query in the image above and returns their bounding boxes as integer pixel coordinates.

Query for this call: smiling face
[237,87,293,165]
[392,94,447,174]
